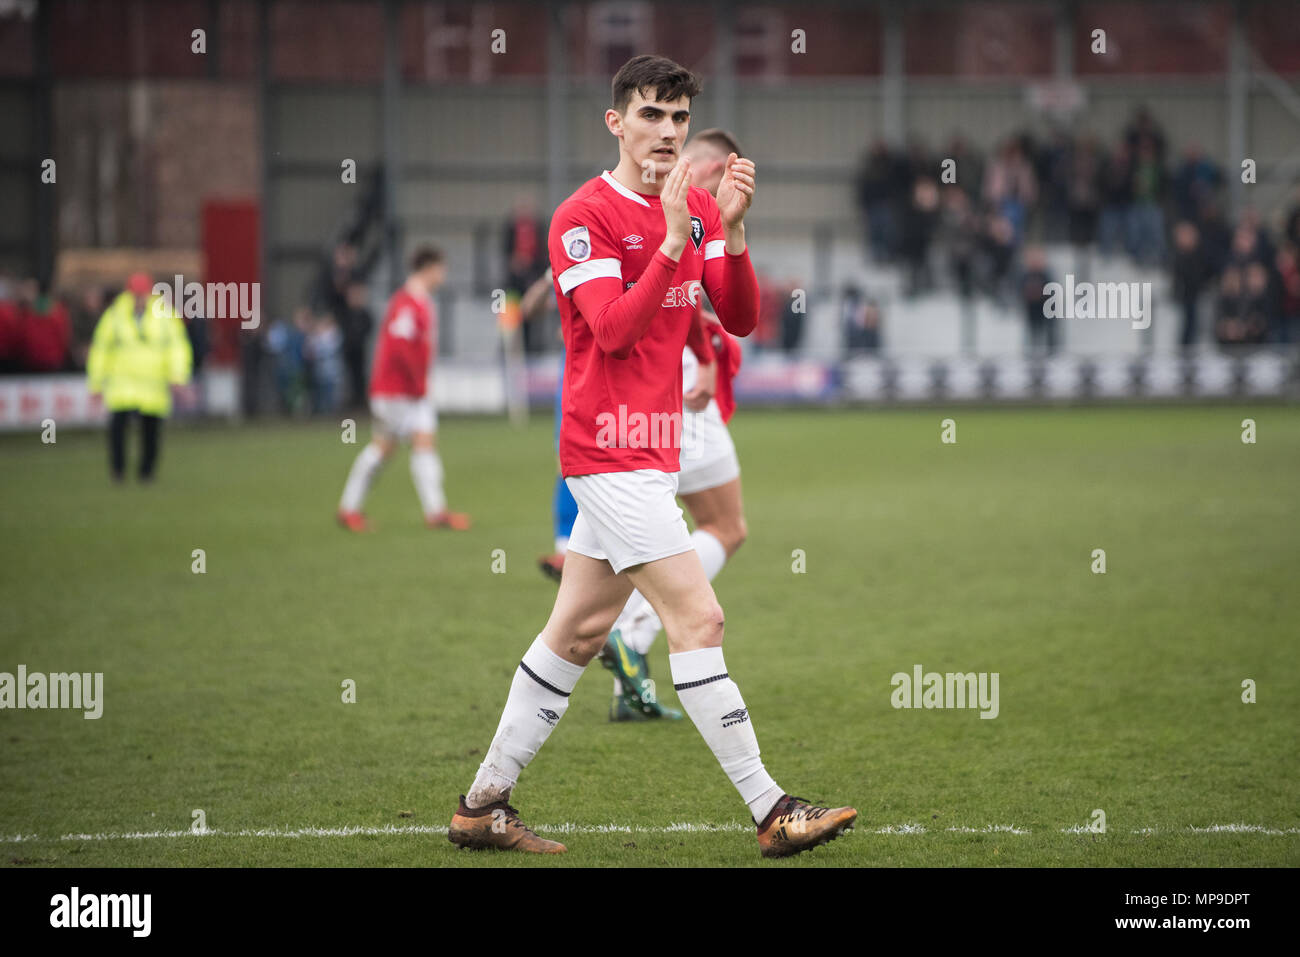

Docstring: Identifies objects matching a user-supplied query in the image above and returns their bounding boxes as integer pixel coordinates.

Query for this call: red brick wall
[55,79,258,249]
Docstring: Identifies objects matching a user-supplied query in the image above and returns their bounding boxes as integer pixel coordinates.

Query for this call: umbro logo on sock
[721,708,749,727]
[537,708,559,726]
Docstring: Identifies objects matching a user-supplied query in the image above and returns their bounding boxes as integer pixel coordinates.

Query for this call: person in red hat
[86,271,192,482]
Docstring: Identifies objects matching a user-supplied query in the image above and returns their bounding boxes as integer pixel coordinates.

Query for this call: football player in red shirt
[337,247,470,532]
[449,56,855,859]
[600,128,753,722]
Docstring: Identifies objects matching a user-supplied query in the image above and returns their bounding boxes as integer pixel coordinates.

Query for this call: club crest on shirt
[690,216,704,251]
[563,225,591,262]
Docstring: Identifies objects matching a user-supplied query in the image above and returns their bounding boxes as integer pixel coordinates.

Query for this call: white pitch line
[948,824,1033,835]
[3,822,750,843]
[4,822,1298,843]
[1187,824,1300,835]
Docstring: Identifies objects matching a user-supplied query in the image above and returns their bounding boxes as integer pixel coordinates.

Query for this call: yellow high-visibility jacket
[86,292,193,416]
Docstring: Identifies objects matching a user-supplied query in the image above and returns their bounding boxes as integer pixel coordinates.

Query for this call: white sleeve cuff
[703,239,726,260]
[557,258,623,294]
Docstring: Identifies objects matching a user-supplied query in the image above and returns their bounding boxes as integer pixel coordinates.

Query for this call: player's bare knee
[692,601,726,648]
[571,611,618,657]
[544,628,603,666]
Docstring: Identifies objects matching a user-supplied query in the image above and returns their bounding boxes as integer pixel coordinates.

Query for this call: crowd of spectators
[0,275,208,376]
[854,106,1300,349]
[261,240,375,416]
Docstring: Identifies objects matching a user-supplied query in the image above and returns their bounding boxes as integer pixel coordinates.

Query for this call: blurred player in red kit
[337,246,470,532]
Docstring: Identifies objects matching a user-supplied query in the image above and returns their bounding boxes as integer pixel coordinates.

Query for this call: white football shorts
[678,399,741,495]
[370,395,437,440]
[565,469,694,574]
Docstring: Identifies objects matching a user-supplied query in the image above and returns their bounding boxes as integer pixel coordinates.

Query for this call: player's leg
[624,550,856,856]
[411,407,471,529]
[615,475,745,655]
[404,396,469,529]
[621,551,777,812]
[603,418,743,710]
[337,399,398,530]
[682,475,747,558]
[451,523,633,853]
[571,468,781,821]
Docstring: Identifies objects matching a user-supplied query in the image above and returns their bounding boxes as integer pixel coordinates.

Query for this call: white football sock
[339,442,385,512]
[621,530,729,655]
[670,646,782,823]
[467,636,586,807]
[410,448,446,517]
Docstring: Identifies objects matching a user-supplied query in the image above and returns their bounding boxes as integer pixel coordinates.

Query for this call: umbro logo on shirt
[623,234,644,249]
[721,708,749,727]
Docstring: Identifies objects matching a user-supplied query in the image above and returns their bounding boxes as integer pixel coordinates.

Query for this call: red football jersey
[549,171,759,477]
[370,285,435,398]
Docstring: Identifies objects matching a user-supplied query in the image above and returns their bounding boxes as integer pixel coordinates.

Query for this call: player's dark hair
[611,55,702,115]
[410,246,443,272]
[690,127,744,159]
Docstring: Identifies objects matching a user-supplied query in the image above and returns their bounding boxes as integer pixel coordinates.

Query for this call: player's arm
[699,155,760,337]
[683,302,716,411]
[520,268,554,322]
[570,257,676,359]
[699,227,759,338]
[553,162,694,359]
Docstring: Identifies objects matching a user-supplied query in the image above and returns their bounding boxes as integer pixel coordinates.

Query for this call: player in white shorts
[448,56,854,858]
[599,128,750,722]
[337,246,470,532]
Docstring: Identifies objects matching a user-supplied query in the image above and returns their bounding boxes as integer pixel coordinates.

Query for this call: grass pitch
[1,404,1297,867]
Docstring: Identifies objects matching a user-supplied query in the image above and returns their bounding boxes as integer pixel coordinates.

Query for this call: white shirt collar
[601,170,651,208]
